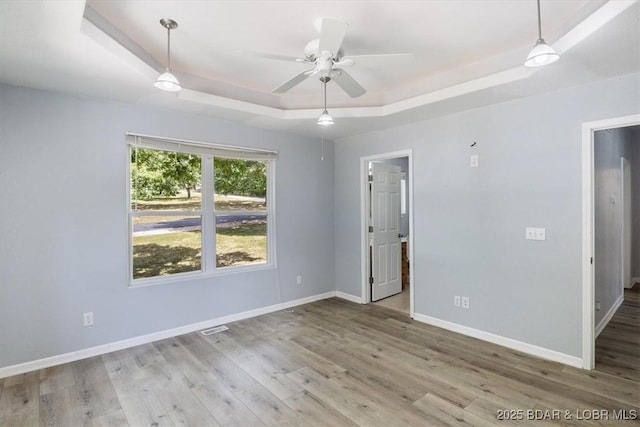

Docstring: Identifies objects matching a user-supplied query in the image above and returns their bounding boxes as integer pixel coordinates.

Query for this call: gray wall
[593,127,635,326]
[334,73,640,358]
[0,84,335,368]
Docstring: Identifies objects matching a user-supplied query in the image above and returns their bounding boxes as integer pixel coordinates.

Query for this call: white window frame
[127,133,277,287]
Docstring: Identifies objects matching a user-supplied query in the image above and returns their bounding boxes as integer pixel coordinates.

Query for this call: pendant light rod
[536,0,542,40]
[321,76,330,112]
[160,18,178,70]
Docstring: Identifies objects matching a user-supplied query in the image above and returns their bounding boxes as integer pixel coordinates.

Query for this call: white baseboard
[595,294,624,338]
[335,291,363,304]
[630,277,640,287]
[412,313,583,369]
[0,291,336,379]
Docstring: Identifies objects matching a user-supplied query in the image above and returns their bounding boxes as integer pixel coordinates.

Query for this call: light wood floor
[1,293,638,426]
[372,286,410,314]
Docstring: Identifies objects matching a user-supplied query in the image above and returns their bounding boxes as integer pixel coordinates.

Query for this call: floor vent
[200,325,229,335]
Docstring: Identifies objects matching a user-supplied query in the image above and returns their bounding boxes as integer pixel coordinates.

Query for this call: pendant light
[524,0,559,67]
[155,18,181,92]
[317,77,334,126]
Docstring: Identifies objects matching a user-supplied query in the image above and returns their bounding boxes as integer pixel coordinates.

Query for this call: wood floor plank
[413,393,497,427]
[153,337,216,388]
[283,390,359,427]
[71,356,122,423]
[210,329,303,400]
[234,382,313,427]
[177,333,256,393]
[84,408,129,427]
[110,390,174,427]
[103,354,174,427]
[0,372,40,427]
[39,364,76,396]
[191,379,266,427]
[287,367,404,427]
[39,387,83,427]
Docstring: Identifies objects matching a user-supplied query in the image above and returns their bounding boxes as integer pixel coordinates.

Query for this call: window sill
[128,262,276,289]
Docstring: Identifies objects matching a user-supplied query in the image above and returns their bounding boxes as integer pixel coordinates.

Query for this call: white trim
[581,113,640,370]
[359,150,414,318]
[595,294,624,338]
[336,291,363,304]
[633,277,640,285]
[621,157,632,292]
[413,313,583,368]
[0,291,336,379]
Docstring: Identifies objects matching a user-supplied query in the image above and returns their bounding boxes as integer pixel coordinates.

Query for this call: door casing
[581,114,640,369]
[360,149,413,316]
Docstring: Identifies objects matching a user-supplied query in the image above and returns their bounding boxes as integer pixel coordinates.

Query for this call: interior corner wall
[0,84,335,369]
[333,73,640,359]
[593,128,634,326]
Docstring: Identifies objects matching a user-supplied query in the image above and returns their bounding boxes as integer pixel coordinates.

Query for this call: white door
[370,162,402,301]
[622,157,632,289]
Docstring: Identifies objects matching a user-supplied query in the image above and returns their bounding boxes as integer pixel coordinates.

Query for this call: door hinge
[368,175,373,182]
[590,257,593,265]
[368,226,373,232]
[369,277,374,285]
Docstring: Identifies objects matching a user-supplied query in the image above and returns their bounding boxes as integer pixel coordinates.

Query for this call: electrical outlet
[296,275,302,285]
[454,295,461,307]
[461,297,470,310]
[526,227,546,241]
[470,155,479,168]
[83,312,94,327]
[595,302,601,311]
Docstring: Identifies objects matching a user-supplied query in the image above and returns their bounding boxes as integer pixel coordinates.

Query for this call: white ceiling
[0,1,638,139]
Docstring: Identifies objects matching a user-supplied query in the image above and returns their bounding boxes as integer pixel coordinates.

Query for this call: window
[128,134,276,284]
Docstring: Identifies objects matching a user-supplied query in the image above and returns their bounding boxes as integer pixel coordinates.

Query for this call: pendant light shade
[155,19,181,92]
[317,110,334,126]
[525,38,559,67]
[524,0,559,68]
[155,70,181,92]
[317,77,334,126]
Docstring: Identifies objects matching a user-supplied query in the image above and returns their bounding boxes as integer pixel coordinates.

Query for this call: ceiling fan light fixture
[155,69,181,92]
[524,38,559,68]
[155,18,181,92]
[317,76,334,126]
[317,109,334,126]
[524,0,559,68]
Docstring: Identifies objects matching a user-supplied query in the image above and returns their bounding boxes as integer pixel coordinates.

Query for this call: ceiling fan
[239,18,414,98]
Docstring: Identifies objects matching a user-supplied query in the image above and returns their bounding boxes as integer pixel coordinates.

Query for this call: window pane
[214,158,266,211]
[133,216,202,279]
[131,147,201,211]
[216,215,267,267]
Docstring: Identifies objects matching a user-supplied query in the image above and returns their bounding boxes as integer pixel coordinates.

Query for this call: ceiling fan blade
[272,69,316,93]
[339,53,415,68]
[318,18,348,56]
[332,69,366,98]
[235,49,308,63]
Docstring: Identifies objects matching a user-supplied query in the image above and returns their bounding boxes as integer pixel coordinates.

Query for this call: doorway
[582,115,640,369]
[360,150,413,316]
